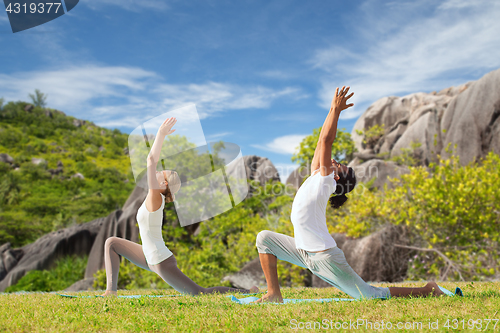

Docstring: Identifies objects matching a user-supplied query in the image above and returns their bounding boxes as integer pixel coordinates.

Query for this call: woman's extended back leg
[149,255,249,295]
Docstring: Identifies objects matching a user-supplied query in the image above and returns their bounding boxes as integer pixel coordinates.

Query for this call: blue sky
[1,0,500,182]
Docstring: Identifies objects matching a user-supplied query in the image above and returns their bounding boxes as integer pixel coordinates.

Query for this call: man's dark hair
[329,167,356,209]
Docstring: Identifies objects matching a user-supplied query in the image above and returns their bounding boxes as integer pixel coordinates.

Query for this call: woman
[102,117,256,296]
[255,86,444,303]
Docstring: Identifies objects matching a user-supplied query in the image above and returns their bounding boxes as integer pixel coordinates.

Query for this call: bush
[355,124,385,150]
[327,152,500,281]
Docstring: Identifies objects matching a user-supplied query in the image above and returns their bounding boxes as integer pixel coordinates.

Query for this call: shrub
[327,152,500,281]
[5,255,88,292]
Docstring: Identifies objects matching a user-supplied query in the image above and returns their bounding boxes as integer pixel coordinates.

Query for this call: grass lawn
[0,281,498,332]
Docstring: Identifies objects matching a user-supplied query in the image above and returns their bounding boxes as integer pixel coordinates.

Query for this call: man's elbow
[319,137,333,146]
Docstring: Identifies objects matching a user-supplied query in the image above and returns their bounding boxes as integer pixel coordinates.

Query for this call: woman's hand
[330,86,354,115]
[157,117,177,136]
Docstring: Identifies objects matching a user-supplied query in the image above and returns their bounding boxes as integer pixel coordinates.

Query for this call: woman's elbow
[147,155,156,164]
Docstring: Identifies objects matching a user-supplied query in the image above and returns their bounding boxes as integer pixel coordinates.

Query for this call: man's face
[331,158,347,181]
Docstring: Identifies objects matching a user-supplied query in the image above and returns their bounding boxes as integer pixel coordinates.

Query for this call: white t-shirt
[290,169,337,252]
[136,193,173,265]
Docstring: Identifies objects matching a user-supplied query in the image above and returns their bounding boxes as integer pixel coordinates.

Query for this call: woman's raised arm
[145,117,177,211]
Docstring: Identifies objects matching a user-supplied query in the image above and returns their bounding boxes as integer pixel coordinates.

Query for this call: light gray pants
[256,230,391,300]
[104,236,249,295]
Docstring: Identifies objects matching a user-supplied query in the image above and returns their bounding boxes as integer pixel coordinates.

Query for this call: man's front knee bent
[256,230,274,253]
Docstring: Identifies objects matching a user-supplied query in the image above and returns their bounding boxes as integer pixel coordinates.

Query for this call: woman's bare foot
[249,285,260,293]
[253,292,283,303]
[426,282,445,297]
[101,290,117,297]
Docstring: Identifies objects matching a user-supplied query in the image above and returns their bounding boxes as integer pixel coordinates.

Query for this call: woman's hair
[329,167,356,209]
[163,171,182,203]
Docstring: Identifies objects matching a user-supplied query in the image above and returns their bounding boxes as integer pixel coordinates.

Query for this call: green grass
[1,282,498,332]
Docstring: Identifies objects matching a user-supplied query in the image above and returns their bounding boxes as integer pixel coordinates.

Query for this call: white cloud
[437,0,492,10]
[84,0,169,12]
[251,134,307,155]
[0,65,302,129]
[259,70,296,80]
[310,0,500,120]
[0,14,8,25]
[0,66,155,109]
[206,132,232,141]
[155,82,301,118]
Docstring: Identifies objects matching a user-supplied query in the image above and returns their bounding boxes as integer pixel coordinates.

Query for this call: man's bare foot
[253,292,283,303]
[249,286,260,293]
[101,290,117,297]
[426,282,445,297]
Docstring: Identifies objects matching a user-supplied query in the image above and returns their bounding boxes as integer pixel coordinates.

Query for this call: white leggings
[256,230,391,300]
[104,236,249,295]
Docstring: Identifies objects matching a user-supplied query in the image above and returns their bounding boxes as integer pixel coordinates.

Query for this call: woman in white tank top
[101,117,257,296]
[254,86,445,302]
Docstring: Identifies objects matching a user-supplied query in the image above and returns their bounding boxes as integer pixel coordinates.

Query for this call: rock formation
[285,165,309,189]
[239,155,280,185]
[0,219,102,291]
[351,68,500,168]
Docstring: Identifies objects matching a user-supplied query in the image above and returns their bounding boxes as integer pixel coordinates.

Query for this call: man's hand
[157,117,177,137]
[330,86,354,115]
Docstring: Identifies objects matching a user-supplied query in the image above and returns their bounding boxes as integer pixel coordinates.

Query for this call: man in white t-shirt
[254,86,445,302]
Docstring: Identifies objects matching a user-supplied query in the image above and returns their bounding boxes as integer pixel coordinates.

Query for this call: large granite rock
[221,257,266,290]
[0,220,102,291]
[348,159,410,191]
[285,165,309,189]
[313,224,410,287]
[240,155,280,185]
[352,68,500,167]
[440,69,500,164]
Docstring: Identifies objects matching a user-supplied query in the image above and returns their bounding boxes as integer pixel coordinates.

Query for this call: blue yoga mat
[55,292,257,299]
[228,286,463,304]
[438,286,463,297]
[56,293,180,298]
[227,295,356,304]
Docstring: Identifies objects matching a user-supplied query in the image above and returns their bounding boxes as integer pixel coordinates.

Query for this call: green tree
[28,89,48,108]
[0,97,4,110]
[291,127,356,166]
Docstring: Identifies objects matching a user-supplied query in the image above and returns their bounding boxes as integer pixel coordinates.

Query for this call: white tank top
[136,193,173,265]
[290,169,337,252]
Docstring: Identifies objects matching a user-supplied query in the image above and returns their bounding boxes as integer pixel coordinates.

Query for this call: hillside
[0,101,135,247]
